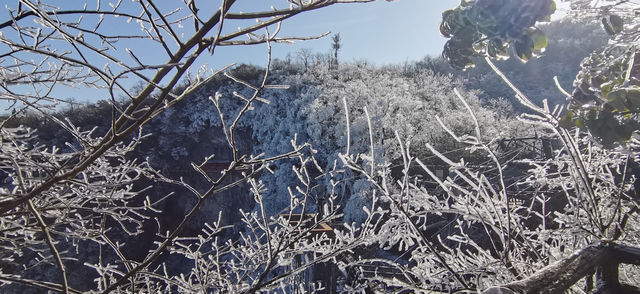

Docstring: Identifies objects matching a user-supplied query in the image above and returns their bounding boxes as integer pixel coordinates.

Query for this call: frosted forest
[1,0,640,293]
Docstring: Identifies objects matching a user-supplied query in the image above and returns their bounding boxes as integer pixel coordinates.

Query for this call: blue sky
[1,0,571,108]
[208,0,460,67]
[0,0,462,108]
[205,0,573,67]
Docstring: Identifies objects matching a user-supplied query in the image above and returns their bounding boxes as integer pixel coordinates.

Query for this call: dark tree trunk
[483,242,640,294]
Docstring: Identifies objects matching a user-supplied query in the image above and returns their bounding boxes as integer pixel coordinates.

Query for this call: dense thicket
[2,3,639,291]
[3,58,526,222]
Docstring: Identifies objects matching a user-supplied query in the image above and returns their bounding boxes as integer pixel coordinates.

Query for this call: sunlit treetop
[440,0,556,70]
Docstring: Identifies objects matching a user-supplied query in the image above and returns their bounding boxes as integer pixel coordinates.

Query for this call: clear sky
[0,0,462,107]
[208,0,460,67]
[1,0,577,108]
[197,0,571,68]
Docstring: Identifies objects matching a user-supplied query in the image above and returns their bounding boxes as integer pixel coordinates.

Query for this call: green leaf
[487,39,510,60]
[514,35,534,62]
[472,41,486,54]
[528,28,548,56]
[602,14,624,35]
[558,111,575,129]
[590,74,607,89]
[548,1,557,16]
[572,82,598,105]
[606,89,629,112]
[513,28,548,62]
[442,40,475,70]
[624,88,640,111]
[600,81,614,99]
[440,10,456,37]
[536,0,556,22]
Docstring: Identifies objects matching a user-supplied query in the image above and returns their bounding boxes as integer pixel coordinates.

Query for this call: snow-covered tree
[0,1,382,292]
[2,0,640,293]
